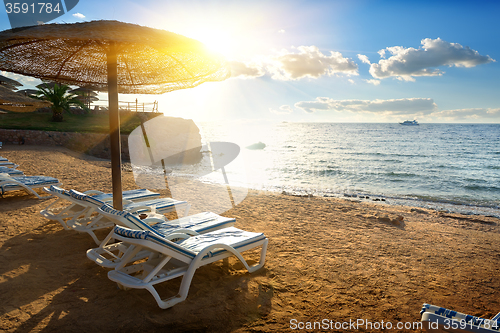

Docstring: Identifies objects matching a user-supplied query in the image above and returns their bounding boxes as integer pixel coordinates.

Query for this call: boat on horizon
[400,120,419,126]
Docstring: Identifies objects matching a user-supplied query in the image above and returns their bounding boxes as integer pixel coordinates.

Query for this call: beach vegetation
[0,110,161,134]
[35,83,87,122]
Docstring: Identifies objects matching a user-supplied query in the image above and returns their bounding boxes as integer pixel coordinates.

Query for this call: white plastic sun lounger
[107,224,267,309]
[421,304,500,332]
[0,166,24,176]
[66,189,191,245]
[0,161,18,168]
[87,205,236,268]
[41,186,190,245]
[0,174,60,199]
[40,185,162,230]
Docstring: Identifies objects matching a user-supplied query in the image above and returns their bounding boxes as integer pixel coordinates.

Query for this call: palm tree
[35,83,86,122]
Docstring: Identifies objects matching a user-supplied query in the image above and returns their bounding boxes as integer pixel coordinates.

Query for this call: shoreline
[198,121,500,219]
[180,176,500,219]
[1,145,500,332]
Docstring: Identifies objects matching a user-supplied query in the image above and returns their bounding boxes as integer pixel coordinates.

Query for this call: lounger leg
[228,240,268,273]
[98,229,116,250]
[82,215,109,245]
[52,204,82,230]
[40,199,73,230]
[41,197,92,230]
[155,241,268,309]
[115,245,144,270]
[15,183,53,199]
[87,229,103,246]
[154,261,198,309]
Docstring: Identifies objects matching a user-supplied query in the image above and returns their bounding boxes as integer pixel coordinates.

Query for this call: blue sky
[1,0,499,123]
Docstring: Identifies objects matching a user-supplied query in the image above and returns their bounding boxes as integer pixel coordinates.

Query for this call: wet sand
[1,145,500,332]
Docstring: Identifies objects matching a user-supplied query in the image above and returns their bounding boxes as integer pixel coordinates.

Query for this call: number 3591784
[5,3,62,14]
[444,318,499,330]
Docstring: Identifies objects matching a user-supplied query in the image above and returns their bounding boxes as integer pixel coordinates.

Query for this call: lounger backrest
[114,225,266,261]
[2,176,59,186]
[114,225,198,259]
[49,185,67,195]
[68,189,87,201]
[83,194,106,207]
[0,168,23,175]
[68,189,107,207]
[98,204,156,232]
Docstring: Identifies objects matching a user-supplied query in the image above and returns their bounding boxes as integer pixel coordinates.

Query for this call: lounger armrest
[0,173,12,180]
[164,233,192,241]
[127,205,153,214]
[122,199,134,205]
[84,190,106,195]
[165,228,199,237]
[143,217,164,225]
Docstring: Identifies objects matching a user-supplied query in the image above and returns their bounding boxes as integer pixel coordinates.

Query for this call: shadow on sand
[1,221,273,332]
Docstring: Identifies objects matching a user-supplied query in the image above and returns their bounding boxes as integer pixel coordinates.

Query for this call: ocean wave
[196,122,500,216]
[463,184,500,192]
[385,171,417,177]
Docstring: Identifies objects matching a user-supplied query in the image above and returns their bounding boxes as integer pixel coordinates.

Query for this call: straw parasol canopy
[71,86,99,107]
[36,81,59,89]
[0,74,22,90]
[0,21,230,93]
[71,87,98,96]
[17,88,39,97]
[0,85,50,112]
[0,20,230,209]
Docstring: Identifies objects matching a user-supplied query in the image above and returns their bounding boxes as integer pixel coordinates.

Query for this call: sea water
[179,122,500,218]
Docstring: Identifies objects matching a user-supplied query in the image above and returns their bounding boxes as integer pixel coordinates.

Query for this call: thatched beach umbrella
[71,86,98,108]
[71,86,98,95]
[17,89,39,97]
[0,85,50,112]
[0,20,230,209]
[36,81,59,89]
[0,74,22,90]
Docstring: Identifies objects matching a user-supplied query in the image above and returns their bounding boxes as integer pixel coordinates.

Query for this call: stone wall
[0,116,202,162]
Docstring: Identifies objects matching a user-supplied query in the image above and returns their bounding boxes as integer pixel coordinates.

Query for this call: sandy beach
[1,145,500,332]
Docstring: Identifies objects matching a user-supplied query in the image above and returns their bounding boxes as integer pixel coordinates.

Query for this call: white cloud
[363,79,380,86]
[294,97,438,114]
[369,38,495,80]
[429,108,500,121]
[72,13,85,19]
[267,46,358,80]
[357,54,371,65]
[270,105,293,115]
[229,61,265,79]
[278,29,285,33]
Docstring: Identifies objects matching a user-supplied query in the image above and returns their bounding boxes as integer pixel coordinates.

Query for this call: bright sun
[189,30,234,58]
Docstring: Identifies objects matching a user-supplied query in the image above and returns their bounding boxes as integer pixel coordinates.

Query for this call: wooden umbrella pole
[107,42,123,210]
